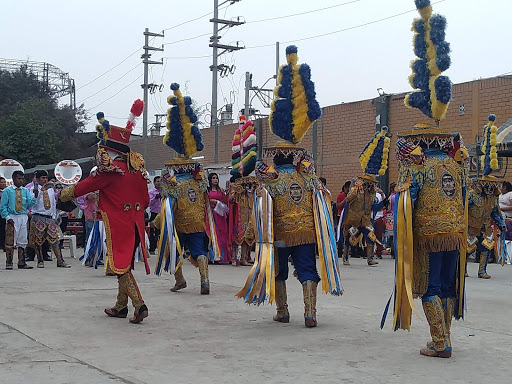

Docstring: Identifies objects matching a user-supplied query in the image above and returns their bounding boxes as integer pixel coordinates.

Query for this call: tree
[0,99,59,167]
[0,67,89,167]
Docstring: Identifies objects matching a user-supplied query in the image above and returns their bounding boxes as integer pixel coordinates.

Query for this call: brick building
[131,74,512,194]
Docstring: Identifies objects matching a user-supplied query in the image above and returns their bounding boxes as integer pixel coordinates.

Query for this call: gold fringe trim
[175,222,206,235]
[275,231,316,247]
[233,239,256,247]
[60,184,77,202]
[414,233,465,254]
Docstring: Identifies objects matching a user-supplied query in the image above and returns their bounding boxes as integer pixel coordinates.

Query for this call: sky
[2,0,512,134]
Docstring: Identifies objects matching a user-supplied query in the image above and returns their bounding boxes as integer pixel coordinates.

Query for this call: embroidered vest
[265,169,316,247]
[413,155,465,252]
[172,179,206,234]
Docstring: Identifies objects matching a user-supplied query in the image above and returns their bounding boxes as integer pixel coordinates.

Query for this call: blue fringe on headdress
[299,64,322,122]
[406,0,452,121]
[269,45,321,144]
[163,83,204,156]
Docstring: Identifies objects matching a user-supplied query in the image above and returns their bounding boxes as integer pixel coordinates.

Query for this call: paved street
[1,250,511,384]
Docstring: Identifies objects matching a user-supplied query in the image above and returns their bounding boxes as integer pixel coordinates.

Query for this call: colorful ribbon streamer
[236,188,275,305]
[313,189,343,296]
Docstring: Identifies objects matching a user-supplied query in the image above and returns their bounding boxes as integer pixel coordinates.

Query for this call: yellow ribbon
[457,190,468,317]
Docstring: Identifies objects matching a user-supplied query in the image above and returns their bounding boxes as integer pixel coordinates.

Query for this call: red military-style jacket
[63,156,150,275]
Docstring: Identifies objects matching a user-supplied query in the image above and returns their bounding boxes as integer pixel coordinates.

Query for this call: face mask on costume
[363,182,374,192]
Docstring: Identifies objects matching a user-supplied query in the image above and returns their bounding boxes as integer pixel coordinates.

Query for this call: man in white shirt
[29,170,70,268]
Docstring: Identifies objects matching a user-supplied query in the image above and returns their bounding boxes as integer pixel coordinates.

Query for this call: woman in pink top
[208,173,230,264]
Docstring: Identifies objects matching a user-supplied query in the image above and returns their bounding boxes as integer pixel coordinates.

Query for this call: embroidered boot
[478,251,491,279]
[5,247,14,269]
[442,297,454,350]
[420,296,451,358]
[273,280,290,323]
[35,244,45,268]
[367,245,378,266]
[197,255,210,294]
[17,248,32,269]
[170,265,187,292]
[302,280,318,328]
[240,244,252,266]
[426,297,455,350]
[53,245,71,268]
[343,244,350,266]
[105,273,129,318]
[123,272,148,323]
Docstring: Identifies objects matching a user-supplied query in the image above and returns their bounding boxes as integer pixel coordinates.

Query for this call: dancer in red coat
[61,100,150,324]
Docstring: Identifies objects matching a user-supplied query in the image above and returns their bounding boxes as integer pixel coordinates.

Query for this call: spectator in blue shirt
[0,171,36,269]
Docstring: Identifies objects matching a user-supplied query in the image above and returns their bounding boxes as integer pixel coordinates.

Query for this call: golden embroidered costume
[385,0,467,359]
[153,83,219,295]
[467,115,506,279]
[229,115,258,266]
[339,124,390,266]
[236,46,342,328]
[229,176,257,266]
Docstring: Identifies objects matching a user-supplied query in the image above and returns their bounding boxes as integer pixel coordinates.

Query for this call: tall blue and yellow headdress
[267,45,321,156]
[95,112,110,146]
[397,0,463,156]
[404,0,451,123]
[358,126,391,183]
[163,83,204,170]
[479,114,500,182]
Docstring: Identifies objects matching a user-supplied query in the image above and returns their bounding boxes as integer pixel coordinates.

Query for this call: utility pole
[142,28,164,160]
[241,73,274,119]
[244,72,251,117]
[210,0,245,163]
[151,113,167,136]
[275,42,280,85]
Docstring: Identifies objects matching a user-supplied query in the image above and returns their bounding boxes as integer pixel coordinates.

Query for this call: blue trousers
[177,232,207,261]
[276,243,320,283]
[423,250,458,300]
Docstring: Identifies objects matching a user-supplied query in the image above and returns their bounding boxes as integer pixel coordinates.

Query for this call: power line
[159,1,449,59]
[159,59,169,113]
[163,32,211,46]
[87,73,144,112]
[78,47,141,90]
[162,55,211,60]
[246,0,360,23]
[149,66,166,115]
[244,0,447,49]
[78,63,141,104]
[79,6,232,91]
[161,4,231,32]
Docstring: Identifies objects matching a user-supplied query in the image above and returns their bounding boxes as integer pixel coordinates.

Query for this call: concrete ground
[0,250,511,384]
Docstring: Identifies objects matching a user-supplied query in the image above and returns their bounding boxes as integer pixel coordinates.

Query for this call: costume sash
[155,197,182,275]
[236,188,275,305]
[381,190,420,331]
[313,189,343,295]
[455,186,468,319]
